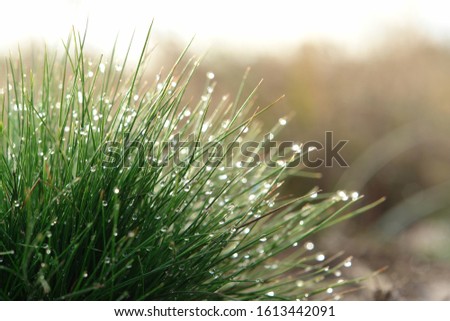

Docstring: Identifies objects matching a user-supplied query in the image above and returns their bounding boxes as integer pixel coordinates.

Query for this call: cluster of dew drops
[2,64,360,298]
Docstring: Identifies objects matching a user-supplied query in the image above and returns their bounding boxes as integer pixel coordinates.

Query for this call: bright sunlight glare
[1,0,450,56]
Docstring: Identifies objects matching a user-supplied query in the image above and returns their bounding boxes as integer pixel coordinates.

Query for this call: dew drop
[102,200,108,207]
[231,253,238,259]
[266,291,275,297]
[327,288,334,294]
[296,280,304,287]
[305,242,315,251]
[259,237,267,242]
[278,118,287,126]
[316,253,325,262]
[201,123,209,133]
[337,190,349,201]
[206,71,215,80]
[113,187,120,194]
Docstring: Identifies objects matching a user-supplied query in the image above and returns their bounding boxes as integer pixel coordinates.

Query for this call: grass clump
[0,27,381,300]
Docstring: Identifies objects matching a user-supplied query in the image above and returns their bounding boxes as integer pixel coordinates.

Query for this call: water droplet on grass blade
[292,143,301,152]
[337,190,349,201]
[316,253,325,261]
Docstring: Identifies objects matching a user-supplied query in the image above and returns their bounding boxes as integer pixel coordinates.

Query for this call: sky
[1,0,450,56]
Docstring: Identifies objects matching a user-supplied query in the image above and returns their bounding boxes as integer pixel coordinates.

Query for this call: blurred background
[1,0,449,299]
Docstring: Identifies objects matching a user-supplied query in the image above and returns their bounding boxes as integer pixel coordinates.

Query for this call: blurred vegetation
[155,29,450,299]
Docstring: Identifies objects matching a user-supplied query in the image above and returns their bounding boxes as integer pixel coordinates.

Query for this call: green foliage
[0,27,382,300]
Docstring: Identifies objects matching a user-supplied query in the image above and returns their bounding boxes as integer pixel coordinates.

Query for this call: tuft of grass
[0,27,382,300]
